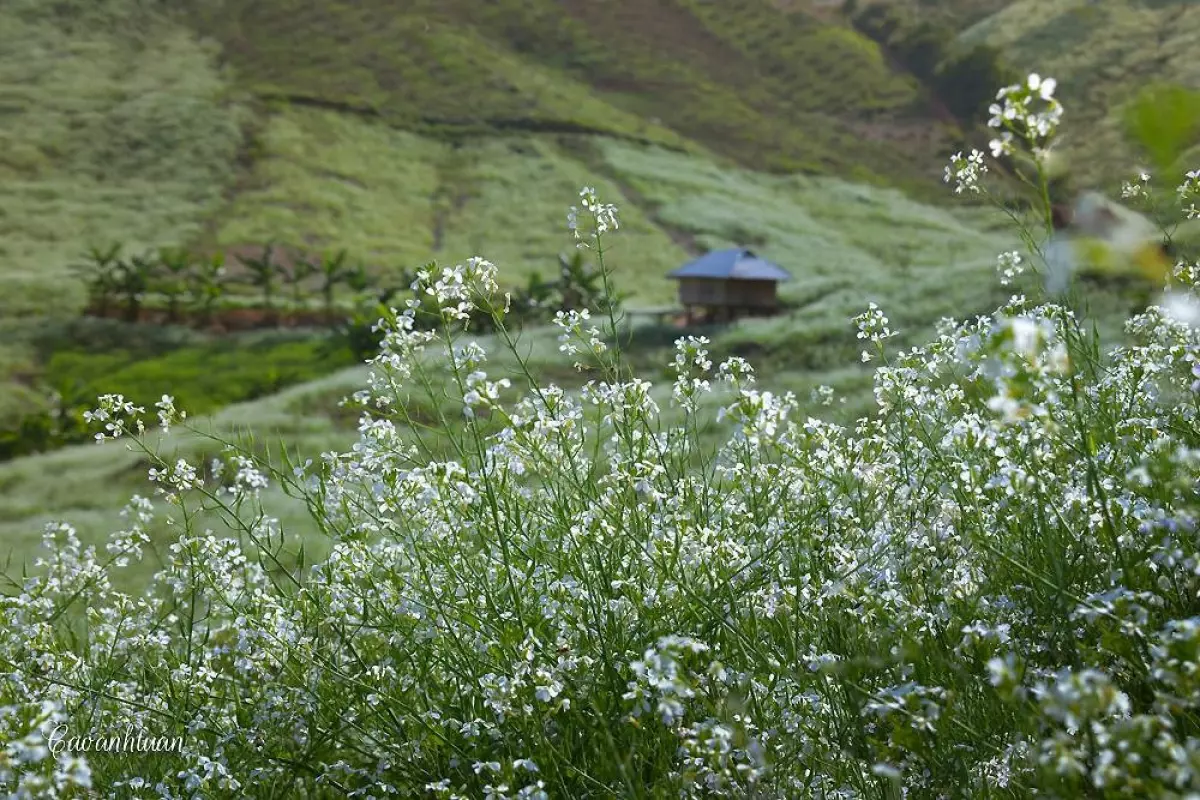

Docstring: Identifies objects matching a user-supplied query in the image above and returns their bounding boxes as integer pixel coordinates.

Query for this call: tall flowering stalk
[568,187,626,381]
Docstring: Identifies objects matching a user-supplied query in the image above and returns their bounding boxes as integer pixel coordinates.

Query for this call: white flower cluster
[988,73,1063,158]
[624,635,711,726]
[412,257,500,321]
[997,250,1025,286]
[9,131,1200,797]
[83,394,145,442]
[853,301,897,362]
[553,307,607,368]
[977,314,1070,424]
[671,335,713,411]
[1180,169,1200,220]
[0,697,92,797]
[568,185,620,249]
[944,149,988,194]
[1121,170,1152,200]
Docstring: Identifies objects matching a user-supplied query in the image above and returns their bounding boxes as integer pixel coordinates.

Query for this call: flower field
[4,74,1200,798]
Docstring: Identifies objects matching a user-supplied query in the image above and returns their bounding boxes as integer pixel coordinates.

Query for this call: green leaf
[1123,83,1200,174]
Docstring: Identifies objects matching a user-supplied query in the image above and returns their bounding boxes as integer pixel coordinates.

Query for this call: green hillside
[182,0,946,184]
[209,109,687,303]
[957,0,1200,186]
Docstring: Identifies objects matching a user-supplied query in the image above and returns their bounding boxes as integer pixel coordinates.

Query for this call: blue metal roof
[666,248,792,282]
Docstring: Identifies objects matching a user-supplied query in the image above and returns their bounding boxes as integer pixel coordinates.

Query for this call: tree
[935,43,1015,127]
[849,2,1011,129]
[155,247,192,323]
[73,243,123,317]
[243,244,282,324]
[343,262,373,295]
[285,255,320,312]
[506,271,556,326]
[318,250,351,319]
[188,253,227,326]
[113,251,154,323]
[557,250,624,314]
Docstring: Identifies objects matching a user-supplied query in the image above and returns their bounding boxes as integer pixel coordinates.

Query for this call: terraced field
[183,0,946,186]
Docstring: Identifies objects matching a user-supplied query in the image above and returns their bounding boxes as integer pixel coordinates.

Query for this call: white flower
[987,73,1063,155]
[997,251,1024,286]
[1028,73,1057,100]
[571,186,620,248]
[1179,169,1200,219]
[944,149,989,195]
[1121,170,1151,200]
[989,133,1015,158]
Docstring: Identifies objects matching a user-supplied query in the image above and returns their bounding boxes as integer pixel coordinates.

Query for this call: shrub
[6,75,1200,797]
[154,248,193,324]
[43,335,358,420]
[0,335,359,460]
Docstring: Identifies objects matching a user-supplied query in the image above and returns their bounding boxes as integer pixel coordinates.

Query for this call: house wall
[677,278,777,308]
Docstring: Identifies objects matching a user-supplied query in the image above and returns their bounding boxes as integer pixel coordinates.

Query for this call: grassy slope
[183,0,950,189]
[0,1,245,316]
[590,140,1021,373]
[0,0,246,418]
[212,109,687,304]
[833,0,1013,29]
[958,0,1200,187]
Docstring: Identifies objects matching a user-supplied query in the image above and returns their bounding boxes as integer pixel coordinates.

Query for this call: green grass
[0,0,246,317]
[0,369,368,589]
[45,330,359,418]
[212,109,445,270]
[181,2,693,146]
[209,112,1023,317]
[844,0,1013,29]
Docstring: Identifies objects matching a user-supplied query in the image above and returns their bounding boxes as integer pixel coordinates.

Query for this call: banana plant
[243,243,282,323]
[506,271,556,327]
[318,249,350,319]
[188,253,227,325]
[72,243,123,317]
[286,256,320,311]
[114,251,155,323]
[557,250,623,313]
[343,262,373,295]
[155,247,192,323]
